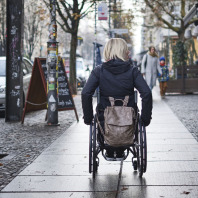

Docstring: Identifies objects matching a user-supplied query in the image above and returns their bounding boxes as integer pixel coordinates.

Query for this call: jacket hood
[102,59,131,75]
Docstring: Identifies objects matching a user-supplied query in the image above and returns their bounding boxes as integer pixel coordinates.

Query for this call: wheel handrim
[89,123,93,174]
[137,121,143,177]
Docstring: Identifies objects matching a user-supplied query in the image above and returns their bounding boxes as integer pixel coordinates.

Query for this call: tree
[44,0,96,94]
[142,0,198,67]
[24,1,47,60]
[109,1,135,55]
[143,0,198,41]
[0,0,6,56]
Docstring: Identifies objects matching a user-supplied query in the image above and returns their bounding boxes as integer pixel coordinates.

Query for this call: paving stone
[2,176,119,192]
[118,186,198,198]
[0,192,117,198]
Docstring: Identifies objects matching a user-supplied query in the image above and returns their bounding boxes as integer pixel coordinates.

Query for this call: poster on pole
[21,57,79,123]
[98,2,108,20]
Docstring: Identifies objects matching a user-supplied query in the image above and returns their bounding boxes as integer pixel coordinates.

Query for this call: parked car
[0,56,33,112]
[62,55,87,88]
[76,57,87,88]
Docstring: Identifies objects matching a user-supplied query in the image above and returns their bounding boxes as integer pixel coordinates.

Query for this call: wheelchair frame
[89,91,147,178]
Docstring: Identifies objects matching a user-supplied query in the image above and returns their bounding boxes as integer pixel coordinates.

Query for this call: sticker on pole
[50,103,56,112]
[49,95,56,103]
[49,84,55,90]
[98,2,108,20]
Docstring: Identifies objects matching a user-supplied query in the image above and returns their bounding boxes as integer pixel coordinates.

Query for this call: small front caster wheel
[133,160,137,171]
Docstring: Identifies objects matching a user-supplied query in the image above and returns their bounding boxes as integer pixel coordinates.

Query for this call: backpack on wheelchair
[89,90,147,178]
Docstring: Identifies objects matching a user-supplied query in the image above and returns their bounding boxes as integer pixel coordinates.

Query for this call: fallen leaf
[25,155,30,157]
[121,187,128,191]
[0,163,3,166]
[181,191,190,195]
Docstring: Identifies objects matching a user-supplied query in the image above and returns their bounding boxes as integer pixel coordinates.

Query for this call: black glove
[140,116,151,127]
[84,121,92,125]
[83,116,93,125]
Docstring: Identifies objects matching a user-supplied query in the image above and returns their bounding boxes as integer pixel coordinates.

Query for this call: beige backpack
[97,96,136,147]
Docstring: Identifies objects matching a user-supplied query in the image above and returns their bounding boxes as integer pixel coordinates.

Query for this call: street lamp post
[46,0,59,126]
[108,0,111,38]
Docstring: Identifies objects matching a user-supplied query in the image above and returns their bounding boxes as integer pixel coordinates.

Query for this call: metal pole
[46,0,59,126]
[6,0,24,122]
[109,0,111,38]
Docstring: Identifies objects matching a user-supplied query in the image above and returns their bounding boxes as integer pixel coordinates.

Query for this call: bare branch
[79,0,87,12]
[185,18,198,28]
[144,0,180,33]
[80,2,95,19]
[155,0,181,21]
[56,2,72,32]
[180,0,185,18]
[56,20,71,33]
[59,0,73,20]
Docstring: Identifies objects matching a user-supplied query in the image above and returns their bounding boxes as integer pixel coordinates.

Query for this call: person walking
[158,56,169,99]
[81,38,152,158]
[141,46,162,90]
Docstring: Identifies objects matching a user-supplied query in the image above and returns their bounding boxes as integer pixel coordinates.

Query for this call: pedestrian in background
[133,58,137,67]
[141,46,162,90]
[158,56,169,99]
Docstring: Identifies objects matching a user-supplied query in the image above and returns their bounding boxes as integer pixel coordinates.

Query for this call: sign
[111,29,128,35]
[98,2,108,20]
[21,57,79,123]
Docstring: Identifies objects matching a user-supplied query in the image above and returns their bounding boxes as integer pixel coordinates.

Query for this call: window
[76,60,84,70]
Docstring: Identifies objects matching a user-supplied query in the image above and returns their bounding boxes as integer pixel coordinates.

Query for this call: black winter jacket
[81,59,152,126]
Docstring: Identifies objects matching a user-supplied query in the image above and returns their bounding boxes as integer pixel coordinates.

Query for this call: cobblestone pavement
[164,93,198,141]
[0,93,84,191]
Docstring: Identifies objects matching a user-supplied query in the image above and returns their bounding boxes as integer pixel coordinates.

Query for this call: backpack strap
[96,113,105,135]
[123,96,129,106]
[109,97,115,106]
[108,95,129,107]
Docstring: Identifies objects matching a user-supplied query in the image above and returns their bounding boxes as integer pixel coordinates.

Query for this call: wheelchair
[89,91,147,178]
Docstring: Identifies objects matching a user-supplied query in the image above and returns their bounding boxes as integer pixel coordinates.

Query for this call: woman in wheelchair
[82,38,152,175]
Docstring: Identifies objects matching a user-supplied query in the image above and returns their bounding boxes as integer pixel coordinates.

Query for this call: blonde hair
[103,38,129,61]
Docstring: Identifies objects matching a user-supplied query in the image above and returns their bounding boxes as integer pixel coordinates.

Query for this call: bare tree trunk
[178,31,185,42]
[69,32,78,95]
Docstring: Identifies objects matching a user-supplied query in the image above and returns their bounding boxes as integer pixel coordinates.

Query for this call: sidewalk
[1,87,198,198]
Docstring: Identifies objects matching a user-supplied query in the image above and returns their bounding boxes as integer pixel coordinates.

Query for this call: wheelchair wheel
[89,122,93,173]
[92,116,98,178]
[89,116,98,178]
[142,122,147,173]
[137,119,147,177]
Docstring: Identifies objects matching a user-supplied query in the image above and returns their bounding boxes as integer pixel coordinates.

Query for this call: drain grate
[0,154,8,159]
